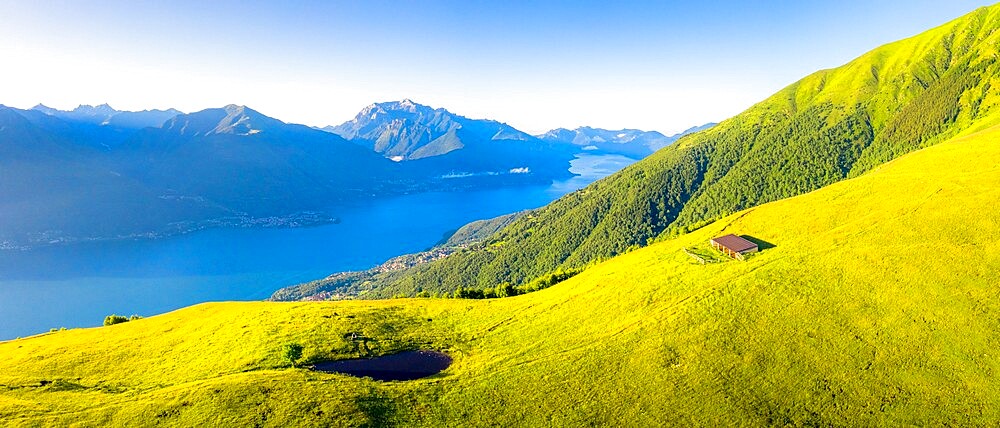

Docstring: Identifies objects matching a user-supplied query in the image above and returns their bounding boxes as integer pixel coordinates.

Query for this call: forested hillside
[279,5,1000,299]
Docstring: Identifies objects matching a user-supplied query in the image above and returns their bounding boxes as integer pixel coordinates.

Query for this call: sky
[0,1,994,135]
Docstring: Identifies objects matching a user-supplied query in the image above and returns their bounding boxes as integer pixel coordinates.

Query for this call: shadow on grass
[357,391,397,428]
[741,235,776,251]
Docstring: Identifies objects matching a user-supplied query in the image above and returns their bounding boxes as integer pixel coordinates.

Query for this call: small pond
[311,350,452,381]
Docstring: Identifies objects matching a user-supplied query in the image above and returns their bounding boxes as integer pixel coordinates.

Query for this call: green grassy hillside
[3,119,1000,425]
[281,4,1000,299]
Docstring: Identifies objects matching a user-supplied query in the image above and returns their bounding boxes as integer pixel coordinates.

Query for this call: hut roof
[710,234,758,253]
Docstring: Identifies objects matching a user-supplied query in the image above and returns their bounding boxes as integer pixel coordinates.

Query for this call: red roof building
[710,234,758,260]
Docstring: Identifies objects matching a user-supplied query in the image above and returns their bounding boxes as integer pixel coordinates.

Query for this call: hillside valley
[4,2,1000,426]
[3,112,1000,426]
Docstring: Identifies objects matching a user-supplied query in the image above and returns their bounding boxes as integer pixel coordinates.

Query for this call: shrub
[103,315,129,326]
[283,343,304,367]
[454,286,486,299]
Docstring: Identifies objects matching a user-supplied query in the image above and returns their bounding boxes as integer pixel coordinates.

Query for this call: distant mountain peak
[354,100,428,121]
[216,105,273,135]
[223,104,247,113]
[31,104,59,115]
[73,103,118,115]
[376,99,436,114]
[325,100,543,160]
[28,103,182,129]
[164,104,283,137]
[332,99,456,143]
[535,125,715,158]
[0,105,31,124]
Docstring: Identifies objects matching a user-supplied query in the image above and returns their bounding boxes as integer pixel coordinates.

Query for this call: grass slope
[293,4,1000,298]
[3,121,1000,426]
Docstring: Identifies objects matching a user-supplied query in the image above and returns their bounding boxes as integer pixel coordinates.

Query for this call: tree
[495,283,516,298]
[283,342,304,367]
[103,315,129,326]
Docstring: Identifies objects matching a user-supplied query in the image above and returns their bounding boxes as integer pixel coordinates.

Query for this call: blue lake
[0,154,635,340]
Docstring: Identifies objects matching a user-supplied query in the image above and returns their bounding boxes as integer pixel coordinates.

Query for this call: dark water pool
[311,350,452,381]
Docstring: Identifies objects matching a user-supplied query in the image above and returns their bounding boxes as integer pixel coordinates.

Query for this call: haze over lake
[0,154,634,340]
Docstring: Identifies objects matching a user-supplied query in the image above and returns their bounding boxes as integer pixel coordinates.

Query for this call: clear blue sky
[0,1,994,134]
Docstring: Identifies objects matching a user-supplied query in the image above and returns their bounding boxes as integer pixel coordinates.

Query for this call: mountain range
[537,123,715,158]
[0,104,424,246]
[33,103,182,129]
[0,101,677,247]
[325,99,709,162]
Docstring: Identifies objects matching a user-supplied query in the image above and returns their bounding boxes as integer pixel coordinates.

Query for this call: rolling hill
[277,4,1000,299]
[3,104,1000,426]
